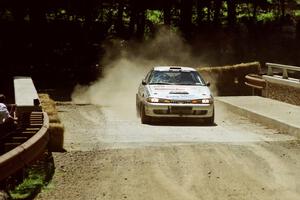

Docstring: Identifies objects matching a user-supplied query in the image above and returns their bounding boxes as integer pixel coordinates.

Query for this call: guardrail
[245,74,266,95]
[245,74,266,89]
[266,62,300,80]
[0,112,49,181]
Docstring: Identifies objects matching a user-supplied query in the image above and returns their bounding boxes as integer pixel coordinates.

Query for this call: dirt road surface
[35,101,300,200]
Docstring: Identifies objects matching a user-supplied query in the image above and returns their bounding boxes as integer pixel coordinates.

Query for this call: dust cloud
[71,58,150,118]
[71,27,209,119]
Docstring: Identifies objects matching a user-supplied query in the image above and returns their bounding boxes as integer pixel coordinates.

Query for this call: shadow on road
[146,118,218,127]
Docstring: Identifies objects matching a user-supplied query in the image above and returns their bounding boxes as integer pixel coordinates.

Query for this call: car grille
[169,100,193,104]
[153,109,208,115]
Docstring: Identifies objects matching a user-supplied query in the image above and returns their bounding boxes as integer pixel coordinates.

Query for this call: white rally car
[136,66,214,124]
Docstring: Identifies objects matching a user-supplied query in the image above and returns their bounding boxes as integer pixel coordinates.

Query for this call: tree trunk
[129,4,137,36]
[196,0,205,25]
[163,6,171,26]
[213,0,222,25]
[116,1,124,35]
[28,0,46,25]
[227,0,236,25]
[180,0,193,33]
[280,0,286,18]
[136,9,146,39]
[207,1,212,22]
[252,1,257,21]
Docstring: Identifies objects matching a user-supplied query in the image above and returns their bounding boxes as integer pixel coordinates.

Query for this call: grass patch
[9,171,44,199]
[9,153,54,200]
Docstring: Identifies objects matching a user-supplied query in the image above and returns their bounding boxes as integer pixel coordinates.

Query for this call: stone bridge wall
[263,75,300,106]
[265,82,300,106]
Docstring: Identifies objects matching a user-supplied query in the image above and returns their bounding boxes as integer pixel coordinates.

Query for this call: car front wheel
[141,104,151,124]
[136,94,140,118]
[204,109,215,125]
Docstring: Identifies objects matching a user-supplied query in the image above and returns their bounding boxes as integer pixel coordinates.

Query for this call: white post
[282,69,288,79]
[267,66,273,76]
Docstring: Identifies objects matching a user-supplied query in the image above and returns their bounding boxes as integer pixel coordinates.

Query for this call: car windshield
[148,71,206,85]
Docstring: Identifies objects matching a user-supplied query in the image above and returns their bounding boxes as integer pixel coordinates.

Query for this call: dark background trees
[1,0,300,85]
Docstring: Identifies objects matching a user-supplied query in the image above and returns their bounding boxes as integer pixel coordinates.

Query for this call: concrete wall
[13,76,42,118]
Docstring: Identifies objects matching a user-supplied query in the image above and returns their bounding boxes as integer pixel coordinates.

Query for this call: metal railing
[266,62,300,80]
[245,74,266,95]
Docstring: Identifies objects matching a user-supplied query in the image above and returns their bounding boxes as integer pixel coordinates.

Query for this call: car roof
[153,66,196,72]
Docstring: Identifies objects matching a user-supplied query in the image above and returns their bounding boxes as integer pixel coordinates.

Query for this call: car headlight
[202,97,214,104]
[146,97,171,103]
[146,97,159,103]
[191,99,213,104]
[201,99,210,104]
[146,97,213,104]
[191,99,202,104]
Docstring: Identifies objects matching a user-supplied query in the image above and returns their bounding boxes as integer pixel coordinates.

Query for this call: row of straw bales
[197,62,261,96]
[38,94,64,152]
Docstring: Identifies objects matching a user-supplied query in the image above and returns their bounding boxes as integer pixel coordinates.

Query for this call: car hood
[147,85,212,100]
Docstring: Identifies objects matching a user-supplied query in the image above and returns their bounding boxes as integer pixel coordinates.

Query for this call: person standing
[0,94,16,134]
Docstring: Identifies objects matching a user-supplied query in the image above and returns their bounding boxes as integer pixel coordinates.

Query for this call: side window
[195,72,205,85]
[145,70,153,83]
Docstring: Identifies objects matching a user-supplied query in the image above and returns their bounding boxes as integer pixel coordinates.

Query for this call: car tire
[136,94,140,118]
[141,105,151,124]
[204,109,215,125]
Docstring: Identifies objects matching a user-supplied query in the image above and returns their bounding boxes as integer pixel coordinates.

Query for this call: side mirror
[142,79,147,85]
[206,82,211,87]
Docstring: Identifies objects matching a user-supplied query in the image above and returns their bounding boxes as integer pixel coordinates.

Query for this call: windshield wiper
[149,82,173,85]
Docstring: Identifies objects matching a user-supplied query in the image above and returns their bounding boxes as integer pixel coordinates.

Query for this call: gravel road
[35,101,300,200]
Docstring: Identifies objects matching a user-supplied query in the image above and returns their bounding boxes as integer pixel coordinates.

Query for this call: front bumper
[143,101,214,118]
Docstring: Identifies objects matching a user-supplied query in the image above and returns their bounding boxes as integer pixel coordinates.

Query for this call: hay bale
[48,123,65,152]
[38,93,49,101]
[197,62,261,96]
[39,95,57,115]
[39,93,59,119]
[48,115,61,123]
[38,93,64,152]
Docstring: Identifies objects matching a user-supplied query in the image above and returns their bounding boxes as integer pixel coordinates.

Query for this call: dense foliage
[1,0,300,84]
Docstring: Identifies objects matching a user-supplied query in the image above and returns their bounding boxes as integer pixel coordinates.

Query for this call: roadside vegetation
[1,0,300,86]
[8,153,54,200]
